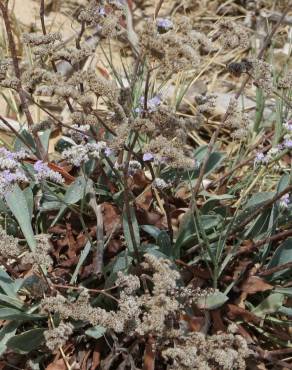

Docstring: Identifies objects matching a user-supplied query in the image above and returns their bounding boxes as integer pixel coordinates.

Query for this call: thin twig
[258,261,292,277]
[51,283,118,302]
[251,229,292,252]
[154,0,165,19]
[0,114,36,154]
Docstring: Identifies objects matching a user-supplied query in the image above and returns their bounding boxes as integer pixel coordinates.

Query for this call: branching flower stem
[192,3,292,198]
[0,0,47,160]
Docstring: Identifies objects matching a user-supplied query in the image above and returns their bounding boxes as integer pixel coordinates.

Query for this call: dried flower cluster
[41,254,202,336]
[22,235,53,271]
[216,19,249,49]
[225,99,251,139]
[278,71,292,89]
[250,59,273,94]
[139,16,212,75]
[162,330,250,370]
[40,254,250,368]
[0,225,21,259]
[44,322,74,352]
[78,0,125,38]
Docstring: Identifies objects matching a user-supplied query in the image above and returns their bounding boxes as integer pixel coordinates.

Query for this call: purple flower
[0,168,28,197]
[279,193,290,208]
[136,95,162,114]
[143,152,154,161]
[104,147,113,157]
[254,152,267,164]
[34,161,64,184]
[148,96,162,112]
[2,169,14,183]
[283,138,292,149]
[98,7,106,16]
[156,18,173,31]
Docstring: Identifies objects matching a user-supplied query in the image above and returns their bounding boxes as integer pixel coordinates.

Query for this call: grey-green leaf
[6,328,45,354]
[0,268,23,298]
[0,321,19,356]
[51,176,88,226]
[252,293,284,318]
[197,291,228,310]
[5,185,37,251]
[0,307,44,321]
[85,325,106,339]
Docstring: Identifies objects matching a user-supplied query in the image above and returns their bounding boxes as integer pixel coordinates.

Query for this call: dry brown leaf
[66,223,78,259]
[143,335,156,370]
[91,345,101,370]
[210,310,226,333]
[227,304,261,325]
[240,276,273,295]
[46,359,67,370]
[102,202,121,236]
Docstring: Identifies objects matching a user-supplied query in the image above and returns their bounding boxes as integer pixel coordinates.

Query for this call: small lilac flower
[2,169,14,183]
[143,152,154,161]
[34,161,64,184]
[254,152,267,164]
[136,95,162,114]
[156,18,173,31]
[0,168,28,197]
[148,95,162,112]
[104,147,112,157]
[279,193,290,209]
[98,7,106,16]
[283,138,292,149]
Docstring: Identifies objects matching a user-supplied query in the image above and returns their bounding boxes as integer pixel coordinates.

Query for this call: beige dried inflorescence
[139,17,209,75]
[278,71,292,89]
[225,98,251,139]
[0,226,21,259]
[216,19,249,49]
[22,235,53,271]
[41,255,205,338]
[144,135,196,169]
[162,330,250,370]
[44,321,74,351]
[40,254,250,368]
[250,59,273,95]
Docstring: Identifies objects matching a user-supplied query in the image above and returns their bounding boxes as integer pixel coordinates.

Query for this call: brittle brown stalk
[0,0,47,160]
